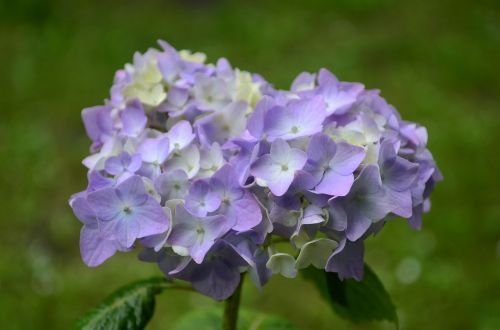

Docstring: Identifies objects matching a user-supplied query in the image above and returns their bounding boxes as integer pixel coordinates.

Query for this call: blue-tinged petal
[120,101,147,137]
[70,197,97,226]
[115,175,148,207]
[326,238,364,281]
[167,120,195,150]
[80,225,118,267]
[87,188,121,222]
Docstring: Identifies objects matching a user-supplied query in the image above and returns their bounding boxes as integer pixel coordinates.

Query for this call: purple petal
[80,226,118,267]
[87,188,121,221]
[330,142,365,175]
[120,101,147,137]
[326,238,365,281]
[70,197,97,225]
[315,170,354,197]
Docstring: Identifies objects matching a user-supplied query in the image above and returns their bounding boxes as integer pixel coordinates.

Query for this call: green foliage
[173,308,300,330]
[73,277,168,330]
[303,265,398,326]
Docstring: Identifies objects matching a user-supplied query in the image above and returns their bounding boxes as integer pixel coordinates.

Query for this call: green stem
[222,274,244,330]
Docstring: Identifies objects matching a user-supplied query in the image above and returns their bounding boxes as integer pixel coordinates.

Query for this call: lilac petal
[288,96,326,135]
[330,142,365,175]
[100,215,140,248]
[168,120,195,150]
[81,105,113,144]
[345,210,372,241]
[269,138,291,163]
[326,238,365,281]
[154,169,189,200]
[291,72,316,92]
[127,154,142,173]
[120,102,147,137]
[87,170,114,193]
[225,193,262,231]
[317,68,339,86]
[190,260,241,301]
[70,197,97,226]
[247,96,275,138]
[185,180,221,216]
[87,188,121,222]
[251,155,281,182]
[384,188,413,218]
[307,133,337,165]
[314,170,354,197]
[168,86,189,107]
[248,248,272,289]
[327,201,348,232]
[105,154,126,176]
[267,174,296,197]
[265,97,326,140]
[137,135,170,164]
[115,175,148,207]
[80,226,118,267]
[133,198,170,238]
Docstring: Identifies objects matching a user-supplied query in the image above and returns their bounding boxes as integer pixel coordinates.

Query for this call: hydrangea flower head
[69,40,441,300]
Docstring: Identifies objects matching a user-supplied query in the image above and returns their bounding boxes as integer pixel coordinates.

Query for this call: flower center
[291,126,299,134]
[281,164,289,172]
[123,206,133,215]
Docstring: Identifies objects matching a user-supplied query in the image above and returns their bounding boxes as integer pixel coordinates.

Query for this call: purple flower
[211,164,262,231]
[185,180,221,216]
[305,133,365,196]
[168,205,235,263]
[87,175,170,248]
[172,241,249,300]
[71,41,441,293]
[378,141,419,218]
[104,152,142,183]
[136,134,170,178]
[316,68,364,115]
[328,165,390,241]
[251,139,307,196]
[265,96,326,140]
[154,169,189,201]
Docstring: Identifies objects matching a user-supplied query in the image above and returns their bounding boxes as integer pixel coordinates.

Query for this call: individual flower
[168,205,234,263]
[87,175,170,248]
[185,180,221,216]
[104,151,142,183]
[327,165,390,241]
[210,164,262,231]
[251,139,307,196]
[154,169,189,201]
[264,96,326,141]
[304,133,365,196]
[136,134,170,178]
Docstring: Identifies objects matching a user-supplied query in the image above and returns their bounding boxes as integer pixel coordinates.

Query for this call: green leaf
[73,277,170,330]
[172,308,300,330]
[303,265,398,326]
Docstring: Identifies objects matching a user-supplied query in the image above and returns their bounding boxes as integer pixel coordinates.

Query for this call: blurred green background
[1,0,499,329]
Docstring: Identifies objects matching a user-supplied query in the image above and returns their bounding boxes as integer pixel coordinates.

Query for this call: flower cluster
[69,41,441,300]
